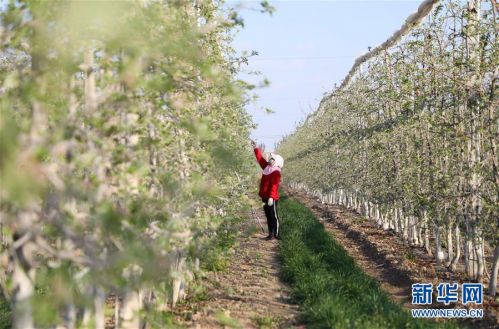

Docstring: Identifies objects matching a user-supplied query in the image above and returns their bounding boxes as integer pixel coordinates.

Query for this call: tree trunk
[450,224,461,270]
[475,233,485,283]
[411,216,419,245]
[171,253,186,307]
[434,223,444,266]
[84,48,97,112]
[94,286,106,329]
[60,303,76,329]
[446,222,453,267]
[393,207,399,233]
[465,237,471,278]
[11,210,37,329]
[423,211,432,256]
[403,214,409,243]
[466,0,484,282]
[115,294,120,329]
[12,238,35,329]
[489,246,499,296]
[121,289,143,329]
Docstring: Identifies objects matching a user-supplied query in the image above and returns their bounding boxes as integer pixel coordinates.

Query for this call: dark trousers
[263,199,280,238]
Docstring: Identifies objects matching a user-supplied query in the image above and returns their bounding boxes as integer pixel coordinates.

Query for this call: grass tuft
[252,314,276,328]
[214,310,243,329]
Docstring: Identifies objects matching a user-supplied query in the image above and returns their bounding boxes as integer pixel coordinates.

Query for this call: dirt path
[285,186,498,328]
[174,209,300,328]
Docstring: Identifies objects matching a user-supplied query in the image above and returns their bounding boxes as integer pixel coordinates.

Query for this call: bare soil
[285,185,498,329]
[173,208,300,329]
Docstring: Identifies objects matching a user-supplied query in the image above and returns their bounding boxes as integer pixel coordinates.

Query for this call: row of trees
[278,0,498,296]
[1,1,263,328]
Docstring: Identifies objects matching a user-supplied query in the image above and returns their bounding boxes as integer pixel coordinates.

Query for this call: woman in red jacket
[251,140,284,240]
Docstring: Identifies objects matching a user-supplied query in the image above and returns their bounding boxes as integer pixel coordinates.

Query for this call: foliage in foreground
[0,0,267,327]
[198,214,242,272]
[278,195,459,329]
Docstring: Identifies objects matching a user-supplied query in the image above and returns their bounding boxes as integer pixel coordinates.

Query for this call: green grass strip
[278,195,460,329]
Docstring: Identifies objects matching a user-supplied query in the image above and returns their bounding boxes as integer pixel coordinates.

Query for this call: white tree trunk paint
[446,223,454,267]
[57,303,76,329]
[394,208,400,233]
[417,221,423,248]
[403,214,409,243]
[490,246,499,296]
[171,253,186,307]
[476,233,485,282]
[94,286,106,329]
[12,212,36,329]
[450,224,461,270]
[434,223,445,266]
[115,294,120,329]
[121,289,143,329]
[84,48,97,112]
[465,236,471,277]
[411,216,419,246]
[12,251,35,329]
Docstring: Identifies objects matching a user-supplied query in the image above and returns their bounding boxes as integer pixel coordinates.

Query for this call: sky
[229,0,424,151]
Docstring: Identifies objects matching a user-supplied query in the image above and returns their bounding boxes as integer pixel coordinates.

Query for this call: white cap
[270,153,284,168]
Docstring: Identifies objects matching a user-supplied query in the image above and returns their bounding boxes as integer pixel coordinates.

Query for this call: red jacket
[254,147,281,200]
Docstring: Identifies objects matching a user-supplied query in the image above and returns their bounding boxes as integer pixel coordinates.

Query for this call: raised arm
[254,147,268,169]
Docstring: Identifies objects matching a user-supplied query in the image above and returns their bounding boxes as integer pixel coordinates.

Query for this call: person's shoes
[265,235,273,240]
[274,235,281,240]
